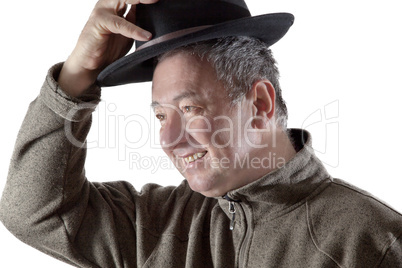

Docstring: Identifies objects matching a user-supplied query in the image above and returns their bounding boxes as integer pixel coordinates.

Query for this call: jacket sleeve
[0,63,139,267]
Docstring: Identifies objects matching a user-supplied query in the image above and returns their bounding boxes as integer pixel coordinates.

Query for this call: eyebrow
[150,91,200,110]
[150,101,160,110]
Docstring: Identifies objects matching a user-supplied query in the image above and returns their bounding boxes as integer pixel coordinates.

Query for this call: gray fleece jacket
[0,63,401,268]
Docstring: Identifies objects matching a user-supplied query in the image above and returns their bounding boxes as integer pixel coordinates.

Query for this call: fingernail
[142,30,152,40]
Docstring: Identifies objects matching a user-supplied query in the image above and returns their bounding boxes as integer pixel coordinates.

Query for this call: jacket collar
[218,129,332,218]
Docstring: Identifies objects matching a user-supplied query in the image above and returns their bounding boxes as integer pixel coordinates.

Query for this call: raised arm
[0,1,159,267]
[59,0,157,97]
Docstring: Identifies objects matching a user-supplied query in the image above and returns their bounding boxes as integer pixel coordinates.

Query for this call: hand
[58,0,159,97]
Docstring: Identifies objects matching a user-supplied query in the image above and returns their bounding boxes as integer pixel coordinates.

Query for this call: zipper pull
[229,201,236,231]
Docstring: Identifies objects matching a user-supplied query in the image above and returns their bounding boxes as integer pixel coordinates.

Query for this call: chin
[185,174,225,198]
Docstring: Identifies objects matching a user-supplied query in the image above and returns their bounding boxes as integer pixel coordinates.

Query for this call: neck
[270,128,297,165]
[246,128,297,183]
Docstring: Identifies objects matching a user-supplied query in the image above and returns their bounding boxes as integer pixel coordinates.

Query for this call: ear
[247,79,276,128]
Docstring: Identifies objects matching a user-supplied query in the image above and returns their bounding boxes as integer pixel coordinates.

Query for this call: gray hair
[157,36,288,128]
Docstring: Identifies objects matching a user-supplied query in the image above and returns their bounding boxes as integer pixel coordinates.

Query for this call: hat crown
[136,0,251,48]
[97,0,294,86]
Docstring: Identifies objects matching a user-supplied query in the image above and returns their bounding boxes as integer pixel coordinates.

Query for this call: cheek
[185,116,213,143]
[207,116,238,150]
[211,115,251,158]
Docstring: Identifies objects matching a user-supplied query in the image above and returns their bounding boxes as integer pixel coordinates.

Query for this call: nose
[160,111,187,150]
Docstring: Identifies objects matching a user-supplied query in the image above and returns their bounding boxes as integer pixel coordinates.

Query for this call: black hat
[97,0,294,87]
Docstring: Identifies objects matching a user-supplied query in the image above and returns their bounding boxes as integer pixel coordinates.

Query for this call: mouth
[183,151,208,164]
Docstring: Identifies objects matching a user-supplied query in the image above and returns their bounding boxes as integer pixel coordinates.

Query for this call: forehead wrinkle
[152,57,212,108]
[152,87,204,109]
[173,90,199,102]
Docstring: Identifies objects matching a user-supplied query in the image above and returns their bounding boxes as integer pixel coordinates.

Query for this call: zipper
[237,203,252,267]
[229,201,236,231]
[223,194,239,230]
[223,194,253,267]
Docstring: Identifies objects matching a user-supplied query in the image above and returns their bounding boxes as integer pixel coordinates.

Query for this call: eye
[156,114,166,121]
[183,106,199,114]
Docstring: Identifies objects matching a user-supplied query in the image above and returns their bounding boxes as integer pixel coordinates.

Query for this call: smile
[184,151,207,163]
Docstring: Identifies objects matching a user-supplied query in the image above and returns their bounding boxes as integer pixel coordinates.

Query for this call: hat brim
[97,13,294,87]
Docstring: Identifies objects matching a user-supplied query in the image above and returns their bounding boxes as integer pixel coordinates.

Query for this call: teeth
[184,151,207,163]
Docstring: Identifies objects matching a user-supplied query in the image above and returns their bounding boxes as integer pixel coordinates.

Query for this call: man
[0,0,401,267]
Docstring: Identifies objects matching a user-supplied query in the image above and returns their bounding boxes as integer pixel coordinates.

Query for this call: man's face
[152,52,258,197]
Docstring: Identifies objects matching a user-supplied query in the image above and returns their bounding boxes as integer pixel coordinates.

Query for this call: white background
[0,0,401,266]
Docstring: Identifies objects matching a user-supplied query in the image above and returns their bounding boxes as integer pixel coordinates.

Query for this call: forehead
[151,52,225,105]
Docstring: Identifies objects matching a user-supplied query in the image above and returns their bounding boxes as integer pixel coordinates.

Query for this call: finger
[116,4,128,17]
[104,14,152,40]
[126,0,159,4]
[100,0,158,9]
